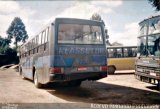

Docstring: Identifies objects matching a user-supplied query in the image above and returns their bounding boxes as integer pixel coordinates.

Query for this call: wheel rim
[109,66,115,73]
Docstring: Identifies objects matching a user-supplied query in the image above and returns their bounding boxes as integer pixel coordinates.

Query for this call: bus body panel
[53,46,107,67]
[108,57,135,70]
[35,24,53,84]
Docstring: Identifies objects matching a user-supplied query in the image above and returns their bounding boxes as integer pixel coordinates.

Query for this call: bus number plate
[78,67,87,71]
[150,72,156,76]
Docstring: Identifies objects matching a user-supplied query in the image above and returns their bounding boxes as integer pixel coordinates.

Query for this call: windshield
[148,35,160,56]
[138,36,146,55]
[139,16,160,36]
[58,24,103,44]
[139,21,148,36]
[148,17,160,35]
[138,16,160,57]
[138,35,160,56]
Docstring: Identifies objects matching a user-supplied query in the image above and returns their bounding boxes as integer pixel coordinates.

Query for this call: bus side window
[45,27,49,42]
[124,48,128,57]
[108,49,113,58]
[36,36,39,53]
[113,49,117,58]
[117,48,122,58]
[42,31,45,44]
[44,28,49,51]
[128,48,133,57]
[38,33,42,45]
[38,33,42,53]
[42,31,46,51]
[32,38,35,54]
[29,41,32,55]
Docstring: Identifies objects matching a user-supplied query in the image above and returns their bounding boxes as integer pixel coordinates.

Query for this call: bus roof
[54,18,105,25]
[107,46,137,49]
[139,14,160,24]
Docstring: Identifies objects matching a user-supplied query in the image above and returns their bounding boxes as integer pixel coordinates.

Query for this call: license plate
[150,72,156,76]
[78,67,87,71]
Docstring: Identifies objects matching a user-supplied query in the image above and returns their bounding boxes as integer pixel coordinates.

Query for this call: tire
[108,66,116,74]
[34,72,42,88]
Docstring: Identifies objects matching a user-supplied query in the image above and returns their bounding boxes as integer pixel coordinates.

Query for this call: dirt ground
[0,68,159,109]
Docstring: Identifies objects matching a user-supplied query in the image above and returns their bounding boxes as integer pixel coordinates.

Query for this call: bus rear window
[58,24,103,44]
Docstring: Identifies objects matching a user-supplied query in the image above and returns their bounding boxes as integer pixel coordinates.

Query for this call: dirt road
[0,69,160,108]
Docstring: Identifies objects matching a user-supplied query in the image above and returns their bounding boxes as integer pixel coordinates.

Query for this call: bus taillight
[100,66,108,71]
[50,67,62,74]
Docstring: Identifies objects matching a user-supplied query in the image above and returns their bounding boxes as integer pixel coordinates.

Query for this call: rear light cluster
[100,66,108,71]
[50,67,62,74]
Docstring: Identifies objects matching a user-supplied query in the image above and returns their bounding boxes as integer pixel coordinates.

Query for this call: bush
[0,47,19,66]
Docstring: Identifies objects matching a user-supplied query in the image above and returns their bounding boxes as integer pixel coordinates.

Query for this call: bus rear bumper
[135,72,160,80]
[49,72,107,82]
[135,72,160,85]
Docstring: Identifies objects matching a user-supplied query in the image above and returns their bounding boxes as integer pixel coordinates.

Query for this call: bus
[107,46,137,74]
[135,15,160,90]
[19,18,108,88]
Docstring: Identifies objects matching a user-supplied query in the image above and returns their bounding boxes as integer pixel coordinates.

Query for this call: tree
[6,17,28,49]
[0,36,10,47]
[0,36,10,54]
[90,13,102,21]
[148,0,160,11]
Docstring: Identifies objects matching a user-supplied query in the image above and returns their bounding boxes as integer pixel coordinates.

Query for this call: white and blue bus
[19,18,108,88]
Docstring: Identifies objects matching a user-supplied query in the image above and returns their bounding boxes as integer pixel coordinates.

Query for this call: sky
[0,0,159,46]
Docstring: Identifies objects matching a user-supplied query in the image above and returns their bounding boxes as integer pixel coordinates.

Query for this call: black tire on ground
[108,66,116,74]
[34,72,43,88]
[140,76,142,81]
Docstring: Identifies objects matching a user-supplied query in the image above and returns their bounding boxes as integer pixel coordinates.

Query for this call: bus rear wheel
[34,72,42,88]
[108,66,116,74]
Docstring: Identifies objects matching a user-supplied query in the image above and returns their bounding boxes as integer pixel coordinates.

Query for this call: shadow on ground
[146,86,160,92]
[109,72,134,75]
[43,81,160,104]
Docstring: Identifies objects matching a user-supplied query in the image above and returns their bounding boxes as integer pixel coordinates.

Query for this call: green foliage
[0,36,10,47]
[0,36,10,54]
[0,48,19,66]
[0,36,19,65]
[6,17,28,49]
[149,0,160,11]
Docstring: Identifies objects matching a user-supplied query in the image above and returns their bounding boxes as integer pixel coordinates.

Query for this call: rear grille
[136,65,159,75]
